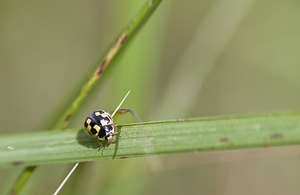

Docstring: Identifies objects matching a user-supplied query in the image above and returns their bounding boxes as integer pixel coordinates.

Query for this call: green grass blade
[1,113,300,168]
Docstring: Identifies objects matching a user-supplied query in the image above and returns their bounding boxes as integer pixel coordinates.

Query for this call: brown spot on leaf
[271,133,283,139]
[220,137,229,142]
[119,156,128,159]
[197,148,203,152]
[97,68,103,76]
[65,114,72,121]
[101,59,107,67]
[11,161,24,166]
[121,35,128,44]
[96,59,107,76]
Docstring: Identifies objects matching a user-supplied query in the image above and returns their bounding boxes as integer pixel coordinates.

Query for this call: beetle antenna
[53,90,131,195]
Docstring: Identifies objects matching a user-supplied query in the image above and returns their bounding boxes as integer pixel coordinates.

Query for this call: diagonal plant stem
[10,0,162,194]
[55,0,162,130]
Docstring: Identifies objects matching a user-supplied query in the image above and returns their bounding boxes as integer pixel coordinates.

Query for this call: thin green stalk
[9,166,35,195]
[2,113,300,168]
[10,0,162,194]
[55,0,162,130]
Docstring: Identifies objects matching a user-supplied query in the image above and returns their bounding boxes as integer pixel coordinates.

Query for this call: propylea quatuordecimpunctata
[84,110,116,147]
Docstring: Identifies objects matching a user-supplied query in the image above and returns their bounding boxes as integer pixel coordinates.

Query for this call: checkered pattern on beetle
[84,110,116,147]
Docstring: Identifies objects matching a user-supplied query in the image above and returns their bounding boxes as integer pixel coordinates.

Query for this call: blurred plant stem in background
[153,0,256,120]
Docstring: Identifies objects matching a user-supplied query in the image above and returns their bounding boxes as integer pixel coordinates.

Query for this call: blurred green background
[1,0,300,194]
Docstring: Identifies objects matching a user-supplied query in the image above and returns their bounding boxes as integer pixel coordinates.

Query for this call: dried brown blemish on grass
[65,114,72,122]
[270,133,283,139]
[11,161,24,166]
[96,59,107,76]
[121,35,128,44]
[94,34,126,79]
[219,137,229,142]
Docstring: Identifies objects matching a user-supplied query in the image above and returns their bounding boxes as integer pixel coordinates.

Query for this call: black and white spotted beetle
[84,110,116,147]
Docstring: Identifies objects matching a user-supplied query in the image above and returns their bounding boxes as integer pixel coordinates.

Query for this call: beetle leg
[97,140,104,151]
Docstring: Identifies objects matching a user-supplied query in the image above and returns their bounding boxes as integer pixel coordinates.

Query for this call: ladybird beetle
[84,110,116,147]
